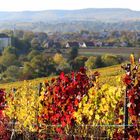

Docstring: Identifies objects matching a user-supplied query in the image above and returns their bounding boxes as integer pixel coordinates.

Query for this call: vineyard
[1,55,140,140]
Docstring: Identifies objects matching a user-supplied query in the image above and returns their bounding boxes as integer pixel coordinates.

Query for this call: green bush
[101,54,120,66]
[85,56,97,70]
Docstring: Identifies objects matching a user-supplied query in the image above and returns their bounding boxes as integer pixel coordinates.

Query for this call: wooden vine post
[124,64,130,139]
[36,83,42,137]
[122,54,136,138]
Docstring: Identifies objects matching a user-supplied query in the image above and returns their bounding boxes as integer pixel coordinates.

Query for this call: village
[1,30,140,50]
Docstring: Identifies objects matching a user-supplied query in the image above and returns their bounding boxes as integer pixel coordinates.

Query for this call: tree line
[0,44,123,83]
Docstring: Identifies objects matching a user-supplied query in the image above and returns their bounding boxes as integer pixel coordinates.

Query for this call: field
[78,47,140,57]
[59,47,140,58]
[0,62,140,139]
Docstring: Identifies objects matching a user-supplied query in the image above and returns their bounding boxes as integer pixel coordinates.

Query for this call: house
[98,31,110,39]
[79,42,95,48]
[65,42,79,48]
[45,40,54,48]
[0,33,11,50]
[53,42,61,48]
[79,42,86,48]
[43,40,61,48]
[112,31,121,38]
[120,42,128,47]
[42,40,49,48]
[94,41,103,47]
[136,32,140,40]
[84,42,95,48]
[103,42,115,47]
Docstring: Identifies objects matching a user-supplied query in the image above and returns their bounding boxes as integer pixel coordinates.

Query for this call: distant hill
[1,8,140,32]
[1,8,140,22]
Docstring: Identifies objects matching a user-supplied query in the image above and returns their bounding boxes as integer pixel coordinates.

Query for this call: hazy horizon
[0,8,139,13]
[0,0,139,12]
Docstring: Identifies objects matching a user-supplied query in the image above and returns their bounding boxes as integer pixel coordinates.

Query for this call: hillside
[0,8,140,22]
[0,63,127,139]
[1,8,140,32]
[0,64,123,89]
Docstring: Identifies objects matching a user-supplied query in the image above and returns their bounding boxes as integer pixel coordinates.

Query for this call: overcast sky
[0,0,139,11]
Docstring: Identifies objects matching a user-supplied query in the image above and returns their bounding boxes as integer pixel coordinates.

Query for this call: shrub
[85,56,97,70]
[101,54,120,66]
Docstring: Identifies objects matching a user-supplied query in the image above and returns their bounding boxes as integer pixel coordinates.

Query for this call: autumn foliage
[2,55,140,139]
[0,89,11,140]
[39,68,93,136]
[114,56,140,139]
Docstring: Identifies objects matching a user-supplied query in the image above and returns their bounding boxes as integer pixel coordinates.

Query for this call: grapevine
[0,89,11,140]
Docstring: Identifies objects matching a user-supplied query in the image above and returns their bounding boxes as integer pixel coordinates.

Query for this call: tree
[0,64,6,73]
[56,61,70,73]
[23,55,56,79]
[95,56,104,68]
[85,56,97,70]
[68,47,78,61]
[2,46,17,55]
[23,31,34,41]
[13,30,24,38]
[31,38,40,50]
[101,54,120,66]
[27,50,41,61]
[0,46,18,67]
[53,53,65,65]
[22,62,34,79]
[1,65,22,82]
[12,37,31,54]
[71,56,88,71]
[53,53,70,73]
[37,32,48,42]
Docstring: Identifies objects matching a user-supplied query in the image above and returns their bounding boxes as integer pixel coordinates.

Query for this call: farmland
[79,47,140,57]
[0,61,140,139]
[59,47,140,58]
[1,5,140,140]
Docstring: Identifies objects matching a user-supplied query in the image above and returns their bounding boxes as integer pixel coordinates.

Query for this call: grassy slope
[0,64,124,89]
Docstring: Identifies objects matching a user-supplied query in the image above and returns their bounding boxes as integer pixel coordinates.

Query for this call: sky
[0,0,140,11]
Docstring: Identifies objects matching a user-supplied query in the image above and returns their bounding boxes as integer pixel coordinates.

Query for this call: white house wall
[0,38,11,49]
